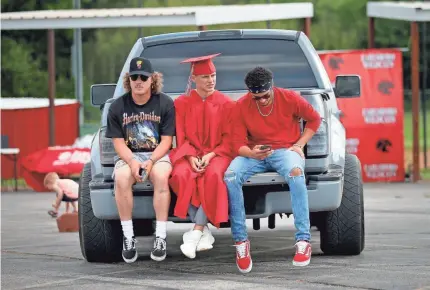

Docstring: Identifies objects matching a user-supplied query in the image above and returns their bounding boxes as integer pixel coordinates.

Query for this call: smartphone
[139,168,149,182]
[260,145,272,150]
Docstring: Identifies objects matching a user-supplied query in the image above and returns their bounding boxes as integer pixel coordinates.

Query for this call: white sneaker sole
[292,258,311,267]
[122,251,138,263]
[150,252,166,262]
[237,260,253,274]
[196,243,214,252]
[180,244,197,259]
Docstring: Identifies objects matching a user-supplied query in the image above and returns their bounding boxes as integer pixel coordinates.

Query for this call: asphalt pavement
[2,182,430,290]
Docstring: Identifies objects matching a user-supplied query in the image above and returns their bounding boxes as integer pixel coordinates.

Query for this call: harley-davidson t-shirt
[105,92,175,152]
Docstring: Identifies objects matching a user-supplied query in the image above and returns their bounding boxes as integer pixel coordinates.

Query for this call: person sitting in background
[44,172,78,218]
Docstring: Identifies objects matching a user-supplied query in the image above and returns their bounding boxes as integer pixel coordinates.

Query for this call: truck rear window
[141,39,318,94]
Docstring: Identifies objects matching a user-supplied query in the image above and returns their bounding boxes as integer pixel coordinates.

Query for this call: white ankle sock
[156,221,167,239]
[121,220,134,240]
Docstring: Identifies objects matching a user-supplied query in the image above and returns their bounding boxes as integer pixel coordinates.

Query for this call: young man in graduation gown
[224,66,322,273]
[169,53,235,259]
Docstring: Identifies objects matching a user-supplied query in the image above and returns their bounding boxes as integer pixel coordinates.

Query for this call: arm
[151,103,175,162]
[174,100,186,148]
[231,104,250,157]
[150,135,173,163]
[106,107,135,165]
[212,102,235,157]
[292,91,322,147]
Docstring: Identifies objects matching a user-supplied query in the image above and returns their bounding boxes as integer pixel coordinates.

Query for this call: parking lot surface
[2,182,430,290]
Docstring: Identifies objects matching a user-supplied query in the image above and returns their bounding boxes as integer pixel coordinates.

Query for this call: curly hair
[244,66,273,89]
[123,71,164,94]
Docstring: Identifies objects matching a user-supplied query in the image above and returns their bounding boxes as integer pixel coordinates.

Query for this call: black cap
[129,57,154,77]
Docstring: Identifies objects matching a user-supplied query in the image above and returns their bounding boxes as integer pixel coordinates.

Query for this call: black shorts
[57,193,78,203]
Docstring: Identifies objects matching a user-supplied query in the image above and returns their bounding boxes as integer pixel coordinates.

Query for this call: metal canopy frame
[367,1,430,182]
[1,3,314,30]
[1,3,314,145]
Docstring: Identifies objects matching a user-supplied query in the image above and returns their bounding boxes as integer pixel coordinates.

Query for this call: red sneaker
[293,240,312,266]
[235,240,253,273]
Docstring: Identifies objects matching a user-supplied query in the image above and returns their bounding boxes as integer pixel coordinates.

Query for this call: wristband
[149,158,155,164]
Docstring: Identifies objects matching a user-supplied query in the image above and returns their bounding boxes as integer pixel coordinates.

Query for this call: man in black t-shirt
[106,56,175,263]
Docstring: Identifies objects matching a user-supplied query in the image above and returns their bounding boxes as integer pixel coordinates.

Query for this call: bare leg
[150,161,172,222]
[71,201,78,212]
[65,202,70,213]
[114,162,135,221]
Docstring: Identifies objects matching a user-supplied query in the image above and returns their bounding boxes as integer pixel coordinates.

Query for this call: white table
[1,148,20,191]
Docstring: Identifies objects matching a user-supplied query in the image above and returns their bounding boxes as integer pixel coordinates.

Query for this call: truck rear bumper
[89,171,343,220]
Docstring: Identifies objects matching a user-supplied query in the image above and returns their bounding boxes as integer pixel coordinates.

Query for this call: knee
[114,168,134,190]
[151,170,171,191]
[171,166,192,180]
[224,168,242,185]
[289,167,304,177]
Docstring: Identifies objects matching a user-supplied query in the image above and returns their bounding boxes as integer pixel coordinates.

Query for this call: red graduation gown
[169,90,235,227]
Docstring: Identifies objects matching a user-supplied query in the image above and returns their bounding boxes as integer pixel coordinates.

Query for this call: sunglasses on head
[130,74,149,82]
[252,91,271,101]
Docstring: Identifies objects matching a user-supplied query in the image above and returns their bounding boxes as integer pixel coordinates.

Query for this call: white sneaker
[196,226,215,252]
[180,230,202,259]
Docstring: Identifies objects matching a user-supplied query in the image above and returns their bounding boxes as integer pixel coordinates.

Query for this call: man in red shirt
[224,66,321,273]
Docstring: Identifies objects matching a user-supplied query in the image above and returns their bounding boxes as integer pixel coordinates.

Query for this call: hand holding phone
[251,145,273,160]
[259,145,272,150]
[139,168,149,183]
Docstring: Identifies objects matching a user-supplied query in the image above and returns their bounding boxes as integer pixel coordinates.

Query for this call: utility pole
[139,0,143,38]
[422,21,428,168]
[73,0,84,130]
[266,0,271,29]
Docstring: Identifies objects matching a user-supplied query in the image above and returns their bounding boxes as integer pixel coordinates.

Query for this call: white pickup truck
[79,29,365,263]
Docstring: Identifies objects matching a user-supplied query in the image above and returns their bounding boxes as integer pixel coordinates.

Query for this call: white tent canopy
[1,3,313,30]
[367,1,430,22]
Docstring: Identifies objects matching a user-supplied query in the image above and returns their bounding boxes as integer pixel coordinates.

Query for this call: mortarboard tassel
[185,64,194,96]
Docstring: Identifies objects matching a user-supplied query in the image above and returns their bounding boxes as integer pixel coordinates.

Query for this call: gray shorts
[112,152,171,180]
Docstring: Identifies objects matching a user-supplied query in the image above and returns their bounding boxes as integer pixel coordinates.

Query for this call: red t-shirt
[232,87,322,153]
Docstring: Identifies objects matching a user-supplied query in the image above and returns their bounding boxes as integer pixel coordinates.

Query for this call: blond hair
[43,172,59,188]
[123,72,164,94]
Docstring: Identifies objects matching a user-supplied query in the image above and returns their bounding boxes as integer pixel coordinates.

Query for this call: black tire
[319,154,365,255]
[78,163,123,263]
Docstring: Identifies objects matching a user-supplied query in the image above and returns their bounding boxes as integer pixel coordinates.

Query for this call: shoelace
[234,242,248,258]
[295,242,308,254]
[154,238,166,250]
[125,237,136,250]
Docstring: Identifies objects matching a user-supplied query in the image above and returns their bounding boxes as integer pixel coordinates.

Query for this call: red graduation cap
[181,53,221,76]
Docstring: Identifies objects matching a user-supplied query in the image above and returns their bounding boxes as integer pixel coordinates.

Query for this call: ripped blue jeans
[224,149,310,243]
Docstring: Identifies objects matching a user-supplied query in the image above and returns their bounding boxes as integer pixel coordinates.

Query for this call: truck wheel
[79,163,123,263]
[319,154,365,255]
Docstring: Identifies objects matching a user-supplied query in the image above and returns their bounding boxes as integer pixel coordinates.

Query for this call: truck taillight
[306,119,329,157]
[99,127,116,165]
[300,94,330,158]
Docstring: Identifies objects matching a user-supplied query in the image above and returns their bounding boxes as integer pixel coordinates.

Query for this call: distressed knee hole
[224,171,236,182]
[288,167,304,178]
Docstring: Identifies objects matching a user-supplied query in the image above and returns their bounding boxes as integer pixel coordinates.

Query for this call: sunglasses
[252,91,271,101]
[130,74,149,82]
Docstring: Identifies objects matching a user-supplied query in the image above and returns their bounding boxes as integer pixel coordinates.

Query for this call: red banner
[319,49,405,182]
[20,147,90,192]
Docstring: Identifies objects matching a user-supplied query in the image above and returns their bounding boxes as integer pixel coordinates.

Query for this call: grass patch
[420,168,430,180]
[404,110,430,150]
